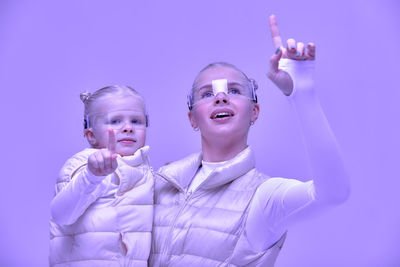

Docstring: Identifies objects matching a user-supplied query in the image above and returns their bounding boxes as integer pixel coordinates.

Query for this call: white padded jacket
[50,146,154,267]
[150,147,286,267]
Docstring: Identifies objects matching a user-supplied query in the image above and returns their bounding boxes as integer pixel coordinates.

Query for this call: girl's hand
[88,129,118,176]
[267,14,316,95]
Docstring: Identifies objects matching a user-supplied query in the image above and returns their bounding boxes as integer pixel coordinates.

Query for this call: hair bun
[250,79,258,91]
[80,91,91,103]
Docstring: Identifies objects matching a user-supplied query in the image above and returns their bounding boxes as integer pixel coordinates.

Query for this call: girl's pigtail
[80,91,91,103]
[80,91,91,130]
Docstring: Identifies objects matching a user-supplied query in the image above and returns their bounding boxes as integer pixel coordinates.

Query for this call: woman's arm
[245,15,350,251]
[267,14,350,206]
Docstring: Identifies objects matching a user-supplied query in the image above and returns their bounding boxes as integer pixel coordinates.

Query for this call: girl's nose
[214,92,229,105]
[121,122,134,133]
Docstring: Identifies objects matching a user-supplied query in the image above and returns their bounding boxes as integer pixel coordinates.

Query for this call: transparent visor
[188,78,257,109]
[86,109,148,130]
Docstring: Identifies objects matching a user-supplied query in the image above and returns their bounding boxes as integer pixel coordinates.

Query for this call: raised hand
[88,129,118,176]
[267,14,316,95]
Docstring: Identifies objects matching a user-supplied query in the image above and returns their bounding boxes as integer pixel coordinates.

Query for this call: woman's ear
[85,129,98,147]
[251,103,260,123]
[188,111,198,129]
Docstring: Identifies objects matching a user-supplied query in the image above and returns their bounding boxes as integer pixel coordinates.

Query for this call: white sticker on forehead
[211,79,228,95]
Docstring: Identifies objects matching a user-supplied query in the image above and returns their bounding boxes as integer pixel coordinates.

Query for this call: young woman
[150,15,350,267]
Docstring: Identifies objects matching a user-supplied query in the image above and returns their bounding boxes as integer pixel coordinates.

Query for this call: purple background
[1,1,399,266]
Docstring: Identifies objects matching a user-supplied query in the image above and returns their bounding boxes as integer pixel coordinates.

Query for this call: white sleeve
[246,179,316,251]
[281,58,350,204]
[245,59,350,251]
[50,166,107,225]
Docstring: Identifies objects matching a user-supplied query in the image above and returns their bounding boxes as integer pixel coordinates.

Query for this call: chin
[210,125,248,136]
[204,128,249,144]
[116,147,139,157]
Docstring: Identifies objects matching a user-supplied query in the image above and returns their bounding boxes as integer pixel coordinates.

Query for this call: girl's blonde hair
[80,85,148,130]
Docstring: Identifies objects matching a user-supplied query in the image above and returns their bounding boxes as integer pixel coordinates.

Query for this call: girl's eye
[110,119,121,125]
[131,118,143,125]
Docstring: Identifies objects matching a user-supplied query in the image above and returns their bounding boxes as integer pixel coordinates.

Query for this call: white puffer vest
[150,147,286,267]
[50,146,154,267]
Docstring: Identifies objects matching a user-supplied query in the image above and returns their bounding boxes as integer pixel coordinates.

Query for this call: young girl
[50,85,153,267]
[150,15,350,266]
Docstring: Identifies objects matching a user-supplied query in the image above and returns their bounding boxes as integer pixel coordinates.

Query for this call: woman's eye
[228,88,241,95]
[201,91,214,99]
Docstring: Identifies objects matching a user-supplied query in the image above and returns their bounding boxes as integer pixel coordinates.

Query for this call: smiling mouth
[211,112,234,119]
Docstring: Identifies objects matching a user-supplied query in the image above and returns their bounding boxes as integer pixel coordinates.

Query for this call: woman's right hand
[88,129,118,176]
[267,14,316,96]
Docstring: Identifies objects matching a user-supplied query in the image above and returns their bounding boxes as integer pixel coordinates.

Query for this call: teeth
[214,112,230,118]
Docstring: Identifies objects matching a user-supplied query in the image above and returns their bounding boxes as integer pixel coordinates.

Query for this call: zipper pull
[185,189,193,200]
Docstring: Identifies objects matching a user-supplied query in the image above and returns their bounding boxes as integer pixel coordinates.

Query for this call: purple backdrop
[1,0,399,266]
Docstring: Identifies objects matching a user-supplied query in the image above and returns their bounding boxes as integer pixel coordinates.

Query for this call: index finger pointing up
[107,128,116,153]
[269,14,283,50]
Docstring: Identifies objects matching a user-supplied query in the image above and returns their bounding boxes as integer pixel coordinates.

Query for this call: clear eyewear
[87,109,148,130]
[188,78,257,110]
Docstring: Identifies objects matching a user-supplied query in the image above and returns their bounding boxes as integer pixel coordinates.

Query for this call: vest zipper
[157,170,213,266]
[160,189,196,267]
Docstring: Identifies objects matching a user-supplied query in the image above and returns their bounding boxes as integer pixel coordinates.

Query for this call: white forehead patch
[211,79,228,95]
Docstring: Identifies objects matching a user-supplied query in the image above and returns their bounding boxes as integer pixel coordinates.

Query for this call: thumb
[111,153,118,170]
[269,46,283,75]
[107,128,116,154]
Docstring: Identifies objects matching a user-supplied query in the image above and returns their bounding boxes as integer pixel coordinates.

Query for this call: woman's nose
[214,92,229,105]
